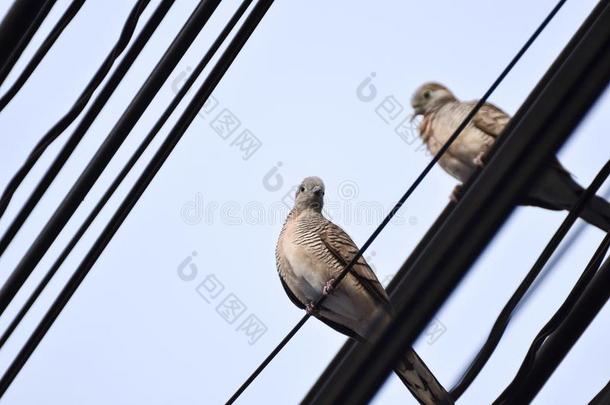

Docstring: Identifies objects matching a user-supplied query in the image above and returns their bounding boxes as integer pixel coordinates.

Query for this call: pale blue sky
[0,0,608,404]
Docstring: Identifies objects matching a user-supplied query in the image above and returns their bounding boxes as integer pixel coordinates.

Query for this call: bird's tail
[526,165,610,232]
[393,347,453,405]
[579,195,610,232]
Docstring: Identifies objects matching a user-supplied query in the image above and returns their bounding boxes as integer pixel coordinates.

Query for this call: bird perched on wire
[410,82,610,232]
[276,176,453,405]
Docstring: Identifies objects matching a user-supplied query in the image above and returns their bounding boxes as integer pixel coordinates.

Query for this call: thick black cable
[0,0,221,318]
[0,0,253,351]
[0,0,86,111]
[0,0,151,232]
[521,185,610,307]
[450,162,610,399]
[0,0,57,86]
[0,0,273,397]
[495,242,610,403]
[590,380,610,404]
[502,231,610,396]
[0,0,179,349]
[229,0,568,401]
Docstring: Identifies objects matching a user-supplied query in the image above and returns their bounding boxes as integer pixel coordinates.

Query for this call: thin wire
[510,233,610,385]
[226,316,310,404]
[0,0,151,239]
[0,0,219,320]
[495,192,610,403]
[0,0,273,397]
[0,0,253,351]
[0,0,86,111]
[0,0,221,324]
[227,0,568,401]
[0,0,179,349]
[521,185,610,307]
[450,160,610,399]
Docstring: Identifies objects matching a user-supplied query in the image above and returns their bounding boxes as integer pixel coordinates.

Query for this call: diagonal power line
[0,0,86,112]
[0,0,179,349]
[0,0,152,240]
[0,0,274,397]
[226,0,568,402]
[450,161,610,399]
[0,0,222,319]
[0,0,253,351]
[499,229,610,402]
[0,0,58,86]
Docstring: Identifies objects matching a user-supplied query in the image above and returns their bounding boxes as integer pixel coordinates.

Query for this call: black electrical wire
[0,0,221,318]
[521,185,610,307]
[590,379,610,405]
[0,0,273,397]
[0,0,253,351]
[450,161,610,400]
[0,0,151,233]
[0,0,178,348]
[495,236,610,403]
[228,0,568,402]
[0,0,57,86]
[227,316,309,404]
[503,231,610,395]
[0,0,86,112]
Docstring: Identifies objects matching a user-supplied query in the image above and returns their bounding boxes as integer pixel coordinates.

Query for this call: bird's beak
[312,185,322,194]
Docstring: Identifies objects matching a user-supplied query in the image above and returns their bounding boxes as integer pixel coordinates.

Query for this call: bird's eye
[423,91,431,99]
[300,186,305,192]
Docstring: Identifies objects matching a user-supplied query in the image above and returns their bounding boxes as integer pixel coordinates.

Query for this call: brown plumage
[276,176,452,405]
[411,82,610,232]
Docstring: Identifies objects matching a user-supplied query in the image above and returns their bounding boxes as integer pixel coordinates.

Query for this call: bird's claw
[473,151,487,167]
[323,278,335,296]
[450,184,463,203]
[306,302,318,315]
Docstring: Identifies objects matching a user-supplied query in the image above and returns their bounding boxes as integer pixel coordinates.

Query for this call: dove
[411,82,610,232]
[276,176,453,405]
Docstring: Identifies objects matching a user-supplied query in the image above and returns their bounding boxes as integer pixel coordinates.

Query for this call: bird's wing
[319,221,392,314]
[471,102,511,138]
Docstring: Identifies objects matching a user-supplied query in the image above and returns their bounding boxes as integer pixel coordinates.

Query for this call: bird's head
[294,176,325,213]
[410,82,456,116]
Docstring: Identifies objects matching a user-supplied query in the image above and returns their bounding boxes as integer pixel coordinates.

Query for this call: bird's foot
[322,278,335,296]
[450,184,463,203]
[473,150,488,167]
[306,302,318,315]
